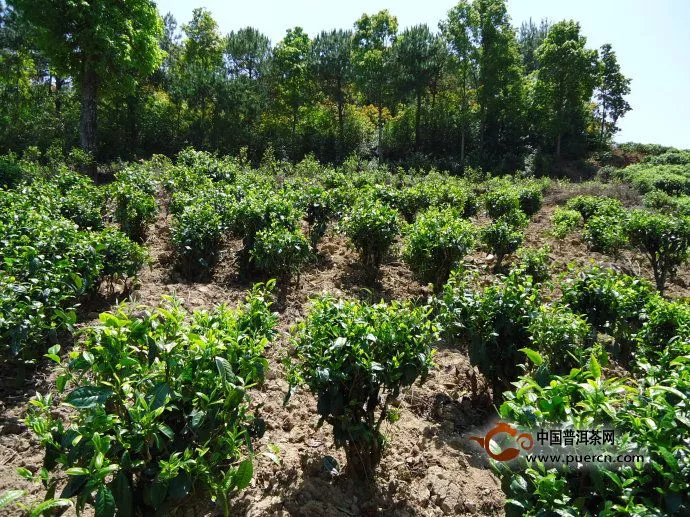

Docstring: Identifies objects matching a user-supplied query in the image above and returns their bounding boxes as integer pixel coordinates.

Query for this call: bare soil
[2,183,689,516]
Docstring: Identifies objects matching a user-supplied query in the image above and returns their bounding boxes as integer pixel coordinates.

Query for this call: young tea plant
[551,208,583,239]
[625,210,690,294]
[250,222,311,284]
[286,296,436,480]
[27,284,277,516]
[402,206,475,291]
[340,198,401,285]
[480,212,528,272]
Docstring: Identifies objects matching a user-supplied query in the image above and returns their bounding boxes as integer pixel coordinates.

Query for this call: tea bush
[340,199,401,285]
[228,190,301,270]
[0,189,146,366]
[498,340,690,516]
[527,305,592,374]
[562,267,654,359]
[402,206,475,291]
[513,245,551,283]
[287,296,436,479]
[171,202,224,277]
[583,214,629,254]
[636,297,690,356]
[566,195,624,221]
[480,215,526,271]
[625,210,690,294]
[111,167,157,242]
[250,223,311,283]
[27,284,277,516]
[303,186,333,252]
[455,272,541,401]
[96,227,149,288]
[551,208,583,238]
[517,185,543,216]
[484,188,521,219]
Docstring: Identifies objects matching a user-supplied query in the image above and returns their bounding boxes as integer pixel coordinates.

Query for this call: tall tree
[10,0,163,168]
[312,29,352,161]
[271,27,312,160]
[534,20,598,156]
[517,18,550,73]
[177,8,224,148]
[394,24,446,151]
[596,43,631,141]
[352,10,398,154]
[225,27,271,154]
[226,27,271,80]
[474,0,525,168]
[440,1,479,164]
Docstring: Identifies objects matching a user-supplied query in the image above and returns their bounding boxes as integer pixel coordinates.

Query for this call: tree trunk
[54,77,64,116]
[377,104,383,157]
[79,56,98,177]
[600,101,607,142]
[127,94,137,155]
[415,91,422,151]
[460,128,466,166]
[556,133,561,157]
[337,77,345,163]
[291,104,298,162]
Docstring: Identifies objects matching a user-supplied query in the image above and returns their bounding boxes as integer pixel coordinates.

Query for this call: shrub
[0,153,26,188]
[513,245,551,283]
[484,188,520,219]
[112,181,157,242]
[527,305,592,374]
[0,201,103,366]
[340,199,401,285]
[517,185,543,216]
[498,341,690,516]
[27,285,276,516]
[583,214,628,254]
[171,202,224,278]
[250,223,311,283]
[177,147,238,183]
[402,207,475,291]
[303,186,332,252]
[551,208,583,238]
[480,217,525,272]
[636,297,690,355]
[566,195,623,221]
[228,190,300,270]
[96,227,149,288]
[464,272,541,402]
[58,186,106,230]
[562,267,654,358]
[625,210,690,294]
[287,296,436,479]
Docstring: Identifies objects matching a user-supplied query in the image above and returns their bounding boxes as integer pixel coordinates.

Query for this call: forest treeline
[0,0,631,173]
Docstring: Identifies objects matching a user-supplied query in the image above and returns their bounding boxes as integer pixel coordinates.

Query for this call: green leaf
[519,348,544,366]
[0,490,24,509]
[64,386,113,409]
[29,499,71,517]
[95,485,116,517]
[215,356,235,385]
[234,459,253,490]
[65,467,90,476]
[589,354,602,379]
[110,471,132,517]
[147,383,170,411]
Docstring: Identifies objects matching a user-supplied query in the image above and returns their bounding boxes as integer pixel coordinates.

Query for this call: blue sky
[156,0,690,149]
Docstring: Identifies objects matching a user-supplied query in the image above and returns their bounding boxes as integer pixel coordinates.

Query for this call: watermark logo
[469,421,646,467]
[469,421,534,461]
